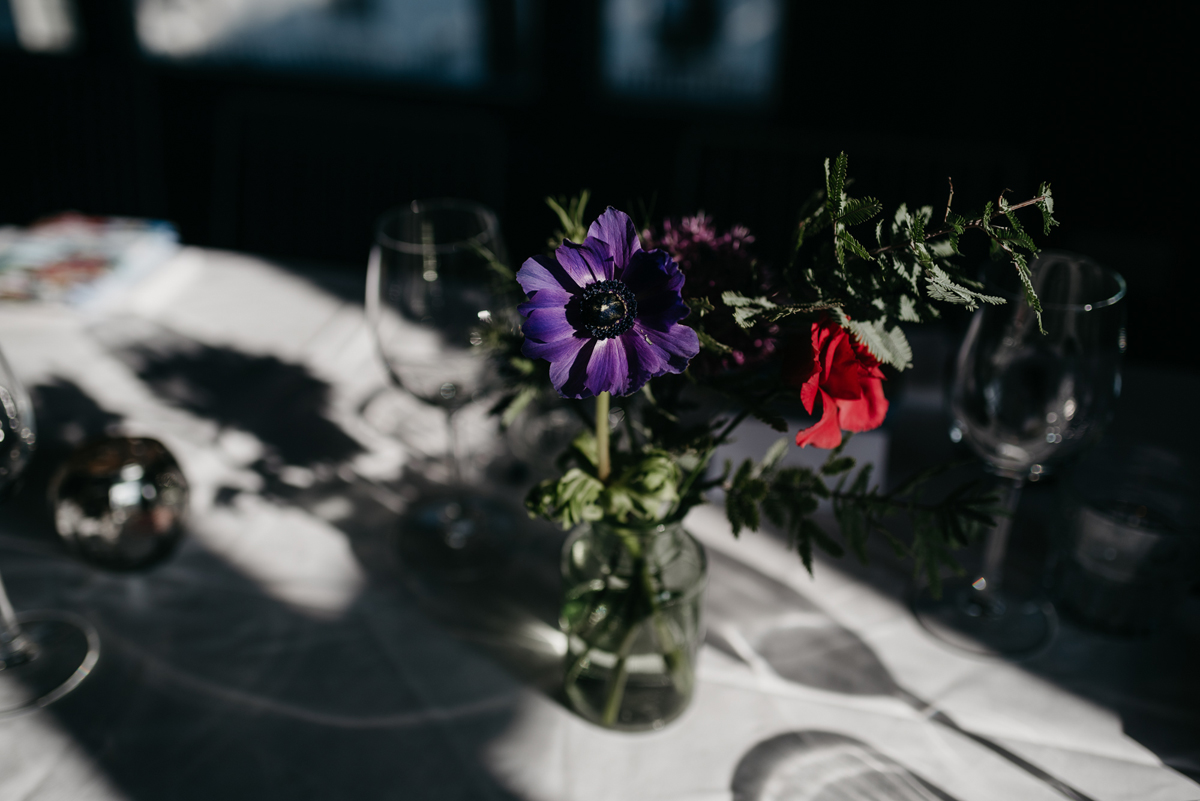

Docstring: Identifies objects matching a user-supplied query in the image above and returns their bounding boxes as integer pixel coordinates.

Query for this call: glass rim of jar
[374,198,499,256]
[986,250,1127,312]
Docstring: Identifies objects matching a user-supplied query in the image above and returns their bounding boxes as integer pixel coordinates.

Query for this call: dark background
[0,1,1191,368]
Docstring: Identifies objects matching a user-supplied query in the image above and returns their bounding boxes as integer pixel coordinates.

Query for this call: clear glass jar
[560,518,706,730]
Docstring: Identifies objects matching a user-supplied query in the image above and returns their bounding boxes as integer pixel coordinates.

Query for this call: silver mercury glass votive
[48,437,189,570]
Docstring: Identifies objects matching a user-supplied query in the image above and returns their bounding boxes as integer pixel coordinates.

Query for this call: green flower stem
[638,553,690,696]
[596,528,689,723]
[596,391,611,482]
[601,609,641,726]
[564,580,634,690]
[564,544,640,693]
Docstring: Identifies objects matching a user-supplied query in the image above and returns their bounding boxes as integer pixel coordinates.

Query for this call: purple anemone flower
[516,208,700,399]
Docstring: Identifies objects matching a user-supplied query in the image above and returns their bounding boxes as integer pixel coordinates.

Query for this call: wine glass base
[398,490,521,583]
[0,610,100,717]
[912,578,1057,659]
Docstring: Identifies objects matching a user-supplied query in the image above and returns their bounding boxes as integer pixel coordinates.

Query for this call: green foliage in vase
[496,154,1056,587]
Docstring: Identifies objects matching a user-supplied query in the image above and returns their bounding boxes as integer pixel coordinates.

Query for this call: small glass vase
[560,518,707,730]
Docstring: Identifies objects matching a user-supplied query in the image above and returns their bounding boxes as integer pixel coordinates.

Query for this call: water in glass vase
[560,519,706,730]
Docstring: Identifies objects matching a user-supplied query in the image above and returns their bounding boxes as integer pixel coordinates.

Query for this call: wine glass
[913,251,1127,657]
[0,341,101,716]
[365,199,517,579]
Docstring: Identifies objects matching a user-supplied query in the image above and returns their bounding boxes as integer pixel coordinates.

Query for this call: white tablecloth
[1,248,1196,800]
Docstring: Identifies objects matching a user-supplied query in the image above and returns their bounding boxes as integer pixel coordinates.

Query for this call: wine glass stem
[979,478,1024,594]
[445,408,462,484]
[0,568,34,665]
[0,569,20,633]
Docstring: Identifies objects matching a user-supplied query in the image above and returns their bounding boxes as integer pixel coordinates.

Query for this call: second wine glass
[365,199,515,580]
[913,251,1127,657]
[1,341,101,717]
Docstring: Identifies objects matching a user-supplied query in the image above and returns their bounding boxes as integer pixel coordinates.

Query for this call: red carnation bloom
[785,319,888,449]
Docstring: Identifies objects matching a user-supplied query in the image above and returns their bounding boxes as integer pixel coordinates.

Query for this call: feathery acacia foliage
[726,152,1056,367]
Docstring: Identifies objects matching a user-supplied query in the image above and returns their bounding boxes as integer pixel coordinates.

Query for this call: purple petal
[634,321,699,374]
[516,255,582,301]
[621,329,669,392]
[636,287,690,332]
[584,337,629,397]
[620,248,682,297]
[556,239,612,285]
[518,287,572,315]
[521,305,575,344]
[522,332,590,396]
[579,238,616,281]
[619,251,689,332]
[553,339,596,399]
[587,208,642,267]
[518,297,560,319]
[522,328,586,362]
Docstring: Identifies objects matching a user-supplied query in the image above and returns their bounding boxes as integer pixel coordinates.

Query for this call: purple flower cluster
[516,209,699,399]
[644,214,777,374]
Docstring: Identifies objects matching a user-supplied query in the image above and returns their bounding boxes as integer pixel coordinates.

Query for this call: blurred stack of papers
[0,214,179,308]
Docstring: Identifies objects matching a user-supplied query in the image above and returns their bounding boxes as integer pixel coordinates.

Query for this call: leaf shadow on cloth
[95,322,573,702]
[705,548,904,698]
[0,361,537,800]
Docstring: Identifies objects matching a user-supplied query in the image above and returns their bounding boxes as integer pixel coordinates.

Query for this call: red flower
[785,319,888,449]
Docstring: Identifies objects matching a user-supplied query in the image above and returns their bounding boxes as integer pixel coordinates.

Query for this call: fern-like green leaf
[926,266,1006,309]
[978,201,994,235]
[998,212,1039,253]
[1037,181,1059,234]
[839,196,883,227]
[722,292,779,330]
[825,153,848,218]
[927,239,957,258]
[821,456,855,476]
[911,207,927,242]
[1011,252,1046,333]
[752,408,789,433]
[796,522,815,573]
[834,310,914,370]
[837,230,873,262]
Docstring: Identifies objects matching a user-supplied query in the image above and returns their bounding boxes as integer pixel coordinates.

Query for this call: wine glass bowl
[367,199,503,418]
[951,252,1127,479]
[915,252,1126,657]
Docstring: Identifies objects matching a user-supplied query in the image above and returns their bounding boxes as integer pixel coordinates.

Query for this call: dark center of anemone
[579,279,637,340]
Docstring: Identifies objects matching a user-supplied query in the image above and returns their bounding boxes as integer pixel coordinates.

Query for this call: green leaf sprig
[724,153,1057,368]
[723,436,1005,595]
